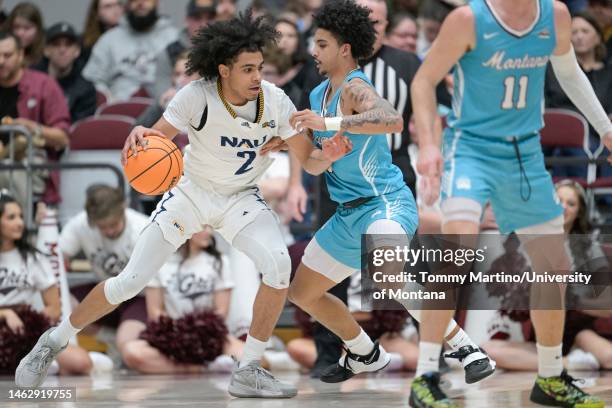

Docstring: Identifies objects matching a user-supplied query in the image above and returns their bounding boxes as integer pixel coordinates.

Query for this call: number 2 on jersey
[501,75,528,110]
[236,151,256,175]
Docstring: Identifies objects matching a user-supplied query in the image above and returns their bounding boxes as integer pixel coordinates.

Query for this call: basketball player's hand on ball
[322,131,353,162]
[0,309,24,334]
[260,136,288,155]
[290,109,325,132]
[121,125,166,166]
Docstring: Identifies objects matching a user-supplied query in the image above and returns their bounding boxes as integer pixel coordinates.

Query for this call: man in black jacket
[36,23,96,122]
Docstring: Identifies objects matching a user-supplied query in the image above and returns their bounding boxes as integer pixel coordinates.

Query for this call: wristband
[324,117,343,131]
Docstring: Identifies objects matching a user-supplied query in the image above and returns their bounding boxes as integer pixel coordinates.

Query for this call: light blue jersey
[441,0,563,233]
[446,0,556,138]
[309,70,405,204]
[307,70,418,270]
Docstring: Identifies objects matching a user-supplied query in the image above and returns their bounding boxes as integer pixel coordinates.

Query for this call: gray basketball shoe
[15,328,66,388]
[228,360,297,398]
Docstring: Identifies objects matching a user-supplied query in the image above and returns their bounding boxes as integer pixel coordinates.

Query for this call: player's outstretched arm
[550,1,612,160]
[286,129,352,175]
[121,117,179,166]
[334,79,403,134]
[288,82,403,136]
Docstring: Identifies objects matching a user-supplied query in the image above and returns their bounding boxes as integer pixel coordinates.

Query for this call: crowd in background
[0,0,610,377]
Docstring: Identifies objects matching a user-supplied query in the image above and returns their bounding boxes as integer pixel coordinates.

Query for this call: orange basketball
[123,135,183,196]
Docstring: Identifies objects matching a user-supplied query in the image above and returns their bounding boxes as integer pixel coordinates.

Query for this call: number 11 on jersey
[502,75,529,110]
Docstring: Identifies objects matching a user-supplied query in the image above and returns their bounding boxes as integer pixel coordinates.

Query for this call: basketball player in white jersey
[16,12,351,398]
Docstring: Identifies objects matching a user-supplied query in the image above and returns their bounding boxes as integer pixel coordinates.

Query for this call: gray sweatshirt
[83,16,178,101]
[146,28,191,101]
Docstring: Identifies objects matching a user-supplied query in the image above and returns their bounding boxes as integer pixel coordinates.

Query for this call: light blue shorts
[314,186,418,269]
[441,128,563,233]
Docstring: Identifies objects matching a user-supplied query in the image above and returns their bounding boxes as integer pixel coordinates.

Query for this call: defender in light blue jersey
[272,0,492,389]
[279,0,415,385]
[410,0,611,407]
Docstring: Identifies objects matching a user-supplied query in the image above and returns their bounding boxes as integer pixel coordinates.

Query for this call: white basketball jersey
[165,79,296,194]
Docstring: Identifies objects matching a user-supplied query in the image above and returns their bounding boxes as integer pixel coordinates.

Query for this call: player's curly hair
[187,10,279,80]
[312,0,376,61]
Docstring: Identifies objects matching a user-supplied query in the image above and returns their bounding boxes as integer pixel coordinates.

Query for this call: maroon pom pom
[140,311,228,364]
[361,310,410,340]
[0,305,51,375]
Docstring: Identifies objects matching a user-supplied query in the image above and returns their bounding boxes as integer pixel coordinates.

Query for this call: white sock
[48,318,80,348]
[416,341,442,377]
[537,343,563,378]
[344,329,375,356]
[446,325,476,351]
[384,352,404,372]
[240,335,268,368]
[263,351,301,371]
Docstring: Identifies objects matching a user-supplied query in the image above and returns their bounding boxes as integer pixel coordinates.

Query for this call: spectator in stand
[136,51,200,128]
[262,18,309,105]
[416,0,458,58]
[564,0,589,13]
[82,0,125,66]
[385,12,418,54]
[284,0,322,39]
[215,0,237,21]
[59,184,149,365]
[587,0,612,61]
[35,23,96,122]
[0,31,70,208]
[3,2,44,66]
[82,0,178,101]
[0,1,6,27]
[147,0,215,101]
[393,0,419,15]
[545,11,612,179]
[262,47,302,105]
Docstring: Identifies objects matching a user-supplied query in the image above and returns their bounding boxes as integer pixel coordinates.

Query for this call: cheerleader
[0,192,93,375]
[122,226,244,373]
[59,184,149,361]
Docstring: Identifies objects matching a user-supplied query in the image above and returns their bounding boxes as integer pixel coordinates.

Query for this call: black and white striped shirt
[361,45,421,155]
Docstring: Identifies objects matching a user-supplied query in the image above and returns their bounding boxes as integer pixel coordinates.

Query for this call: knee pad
[515,215,564,236]
[365,219,410,249]
[441,197,483,226]
[104,222,176,305]
[104,268,148,305]
[255,246,292,290]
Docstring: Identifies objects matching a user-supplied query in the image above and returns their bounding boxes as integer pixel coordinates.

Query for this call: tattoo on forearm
[301,128,314,140]
[339,81,401,129]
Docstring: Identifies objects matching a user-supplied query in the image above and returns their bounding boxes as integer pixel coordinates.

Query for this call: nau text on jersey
[220,135,269,149]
